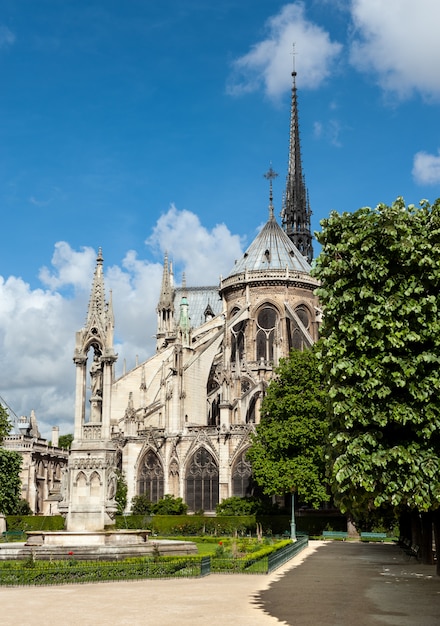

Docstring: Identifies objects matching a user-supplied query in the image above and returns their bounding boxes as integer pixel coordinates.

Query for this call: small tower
[177,274,191,348]
[281,61,313,263]
[156,252,175,351]
[59,248,119,531]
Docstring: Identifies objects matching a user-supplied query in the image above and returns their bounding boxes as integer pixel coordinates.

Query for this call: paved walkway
[0,541,438,625]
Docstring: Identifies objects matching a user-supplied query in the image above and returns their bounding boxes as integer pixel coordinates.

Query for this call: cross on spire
[264,164,278,219]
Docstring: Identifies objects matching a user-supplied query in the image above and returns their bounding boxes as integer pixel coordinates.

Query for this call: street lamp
[290,491,297,541]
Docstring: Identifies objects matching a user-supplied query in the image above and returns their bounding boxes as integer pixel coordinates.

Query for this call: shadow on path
[253,541,440,626]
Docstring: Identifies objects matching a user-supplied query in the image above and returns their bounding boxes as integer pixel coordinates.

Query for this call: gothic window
[185,448,219,512]
[232,450,254,497]
[231,319,246,363]
[288,304,311,351]
[246,394,257,424]
[256,306,278,362]
[207,360,220,393]
[208,395,220,426]
[241,379,251,395]
[137,449,164,503]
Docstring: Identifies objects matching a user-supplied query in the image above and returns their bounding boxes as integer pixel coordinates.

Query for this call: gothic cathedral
[63,69,321,523]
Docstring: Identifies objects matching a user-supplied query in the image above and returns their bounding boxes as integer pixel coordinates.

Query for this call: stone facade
[2,416,68,515]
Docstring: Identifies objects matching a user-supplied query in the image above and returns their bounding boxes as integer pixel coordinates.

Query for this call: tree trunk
[420,511,434,565]
[433,509,440,577]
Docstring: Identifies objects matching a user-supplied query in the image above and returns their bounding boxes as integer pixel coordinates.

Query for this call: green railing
[267,534,308,573]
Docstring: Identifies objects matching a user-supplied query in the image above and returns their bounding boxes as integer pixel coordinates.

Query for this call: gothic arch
[288,301,314,351]
[254,303,281,363]
[231,448,253,498]
[137,448,164,503]
[185,447,219,512]
[90,471,101,499]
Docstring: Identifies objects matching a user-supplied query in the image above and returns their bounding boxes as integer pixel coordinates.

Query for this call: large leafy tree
[247,347,329,508]
[0,404,22,515]
[313,198,440,569]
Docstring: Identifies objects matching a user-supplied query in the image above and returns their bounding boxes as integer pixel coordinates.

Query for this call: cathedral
[60,69,321,528]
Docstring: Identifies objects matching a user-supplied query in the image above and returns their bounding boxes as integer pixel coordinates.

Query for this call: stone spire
[86,247,106,332]
[281,62,313,263]
[156,252,175,350]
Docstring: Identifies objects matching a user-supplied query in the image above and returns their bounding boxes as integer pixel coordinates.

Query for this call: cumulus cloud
[146,204,244,284]
[0,206,243,439]
[39,242,97,291]
[412,150,440,185]
[227,2,343,98]
[349,0,440,100]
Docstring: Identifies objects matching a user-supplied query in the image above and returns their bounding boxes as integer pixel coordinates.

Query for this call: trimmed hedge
[5,513,347,537]
[5,516,65,532]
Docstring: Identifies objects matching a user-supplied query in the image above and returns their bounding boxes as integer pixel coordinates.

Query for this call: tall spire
[281,53,313,263]
[86,247,106,328]
[156,252,176,351]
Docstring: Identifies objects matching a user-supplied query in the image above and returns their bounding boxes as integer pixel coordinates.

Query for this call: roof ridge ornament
[263,163,278,220]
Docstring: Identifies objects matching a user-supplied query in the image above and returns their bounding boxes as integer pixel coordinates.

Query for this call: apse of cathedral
[63,68,321,522]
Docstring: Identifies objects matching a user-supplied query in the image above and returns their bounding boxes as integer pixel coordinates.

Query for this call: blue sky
[1,0,440,437]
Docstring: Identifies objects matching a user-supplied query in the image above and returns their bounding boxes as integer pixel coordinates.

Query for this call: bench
[322,531,348,540]
[360,532,387,542]
[1,530,26,542]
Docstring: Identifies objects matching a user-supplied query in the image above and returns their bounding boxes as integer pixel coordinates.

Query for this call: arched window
[137,449,164,503]
[231,319,246,363]
[186,448,219,512]
[232,450,253,497]
[256,306,278,362]
[246,394,257,424]
[288,304,311,351]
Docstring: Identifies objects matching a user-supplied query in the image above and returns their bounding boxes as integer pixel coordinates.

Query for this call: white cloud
[412,150,440,185]
[0,25,15,49]
[146,204,244,284]
[349,0,440,100]
[227,2,343,98]
[39,242,96,291]
[0,206,244,439]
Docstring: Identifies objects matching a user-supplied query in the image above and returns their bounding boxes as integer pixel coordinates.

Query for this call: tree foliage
[0,404,12,444]
[57,434,74,449]
[131,494,188,516]
[247,347,329,508]
[115,470,128,514]
[313,198,440,516]
[0,448,22,514]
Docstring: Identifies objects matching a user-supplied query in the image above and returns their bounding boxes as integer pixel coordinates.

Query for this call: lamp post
[290,491,297,541]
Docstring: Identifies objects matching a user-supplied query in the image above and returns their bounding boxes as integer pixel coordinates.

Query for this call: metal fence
[267,534,308,573]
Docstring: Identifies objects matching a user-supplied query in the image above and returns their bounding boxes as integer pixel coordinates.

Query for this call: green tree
[313,198,440,570]
[115,470,127,514]
[0,403,22,515]
[247,347,330,508]
[0,403,11,443]
[131,495,153,515]
[0,448,22,514]
[57,434,74,449]
[152,494,188,515]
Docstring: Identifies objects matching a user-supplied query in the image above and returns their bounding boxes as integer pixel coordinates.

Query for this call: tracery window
[137,449,164,503]
[186,448,219,512]
[231,319,246,363]
[288,304,311,351]
[232,451,253,497]
[256,306,278,362]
